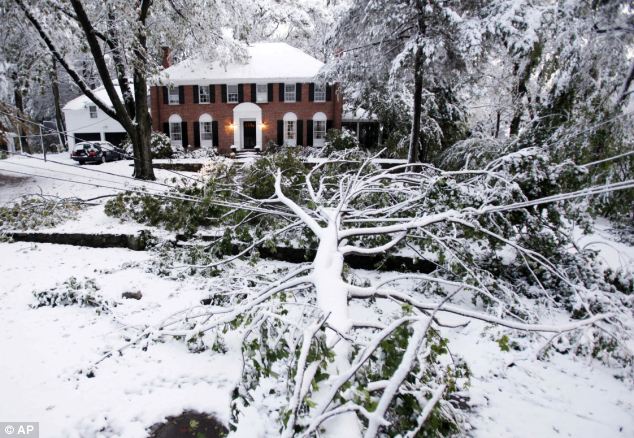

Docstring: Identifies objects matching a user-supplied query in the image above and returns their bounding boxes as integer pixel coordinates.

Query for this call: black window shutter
[238,84,244,103]
[279,83,285,102]
[297,120,304,146]
[178,86,185,104]
[193,85,199,104]
[163,122,170,136]
[326,84,332,101]
[326,120,333,132]
[209,85,215,103]
[212,121,219,147]
[181,121,188,147]
[267,83,273,102]
[193,121,200,147]
[162,86,168,104]
[296,83,302,102]
[277,120,284,145]
[309,83,314,102]
[306,120,313,146]
[221,84,227,103]
[251,83,257,103]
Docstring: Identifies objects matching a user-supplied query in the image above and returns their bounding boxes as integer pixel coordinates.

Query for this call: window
[313,112,327,147]
[168,86,180,105]
[201,121,212,141]
[284,120,297,146]
[89,106,97,118]
[314,120,326,140]
[199,85,210,103]
[227,84,239,103]
[256,84,268,103]
[170,122,182,141]
[284,83,296,102]
[314,83,326,102]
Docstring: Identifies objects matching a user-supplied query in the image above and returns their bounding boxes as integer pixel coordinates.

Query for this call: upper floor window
[199,85,210,103]
[89,105,97,118]
[168,86,180,105]
[256,84,268,103]
[284,83,296,102]
[314,83,326,102]
[227,84,239,103]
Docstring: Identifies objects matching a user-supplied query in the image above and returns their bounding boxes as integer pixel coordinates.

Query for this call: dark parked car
[71,141,124,164]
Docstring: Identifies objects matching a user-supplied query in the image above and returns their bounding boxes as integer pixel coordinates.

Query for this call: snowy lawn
[0,242,241,437]
[0,153,200,235]
[0,241,631,437]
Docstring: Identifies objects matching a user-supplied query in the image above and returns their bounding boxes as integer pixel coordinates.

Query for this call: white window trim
[256,84,268,103]
[88,105,97,118]
[227,84,239,104]
[168,87,180,105]
[314,84,326,102]
[284,83,296,103]
[199,85,210,104]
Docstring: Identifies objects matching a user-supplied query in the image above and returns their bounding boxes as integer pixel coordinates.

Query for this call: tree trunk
[311,220,361,437]
[617,57,634,106]
[494,110,501,138]
[12,75,31,154]
[408,1,426,165]
[408,45,424,164]
[51,59,67,151]
[131,5,155,181]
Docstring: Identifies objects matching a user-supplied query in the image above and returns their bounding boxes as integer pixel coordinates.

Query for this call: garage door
[105,132,127,146]
[74,132,101,142]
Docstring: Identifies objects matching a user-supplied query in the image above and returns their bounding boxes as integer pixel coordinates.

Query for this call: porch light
[228,122,235,131]
[260,123,267,130]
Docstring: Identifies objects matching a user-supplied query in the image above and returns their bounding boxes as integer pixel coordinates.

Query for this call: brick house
[150,42,343,154]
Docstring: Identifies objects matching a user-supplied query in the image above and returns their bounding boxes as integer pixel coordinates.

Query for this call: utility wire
[0,108,206,184]
[0,160,192,199]
[0,166,296,218]
[1,150,178,191]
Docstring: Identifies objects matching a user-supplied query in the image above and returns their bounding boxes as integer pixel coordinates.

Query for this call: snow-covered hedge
[121,132,182,159]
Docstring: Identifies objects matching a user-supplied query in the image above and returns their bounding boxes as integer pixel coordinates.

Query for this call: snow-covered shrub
[174,146,216,159]
[32,277,112,313]
[121,132,181,159]
[0,195,84,233]
[322,128,360,155]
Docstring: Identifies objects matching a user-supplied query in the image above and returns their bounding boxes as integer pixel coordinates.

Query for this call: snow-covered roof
[157,42,324,85]
[343,106,377,122]
[63,85,122,111]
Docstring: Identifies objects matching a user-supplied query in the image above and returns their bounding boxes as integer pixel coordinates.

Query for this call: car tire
[101,155,107,164]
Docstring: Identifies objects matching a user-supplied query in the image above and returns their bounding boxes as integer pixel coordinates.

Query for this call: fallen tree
[92,149,633,436]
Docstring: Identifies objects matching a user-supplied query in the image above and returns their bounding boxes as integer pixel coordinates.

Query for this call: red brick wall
[150,83,343,154]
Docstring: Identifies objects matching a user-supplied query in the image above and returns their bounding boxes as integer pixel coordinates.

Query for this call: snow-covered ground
[0,241,631,437]
[0,153,197,235]
[1,154,632,437]
[0,242,241,437]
